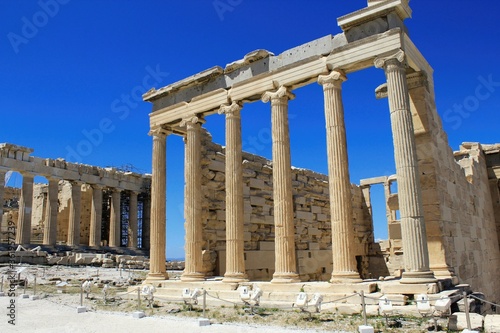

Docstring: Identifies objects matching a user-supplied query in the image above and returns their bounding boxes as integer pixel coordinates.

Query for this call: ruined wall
[1,187,20,242]
[34,181,92,245]
[199,131,375,281]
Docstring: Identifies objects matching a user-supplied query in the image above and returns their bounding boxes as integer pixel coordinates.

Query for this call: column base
[180,272,205,282]
[222,272,249,283]
[431,265,459,285]
[146,272,169,282]
[400,270,437,284]
[330,271,362,283]
[271,272,300,284]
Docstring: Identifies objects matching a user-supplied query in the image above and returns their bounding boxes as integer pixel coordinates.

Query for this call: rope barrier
[205,291,240,305]
[321,293,359,305]
[468,294,500,308]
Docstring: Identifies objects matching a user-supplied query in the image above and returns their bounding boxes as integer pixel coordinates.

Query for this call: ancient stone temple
[140,0,499,302]
[0,143,151,249]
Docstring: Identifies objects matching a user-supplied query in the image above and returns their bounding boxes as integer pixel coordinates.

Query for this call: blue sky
[1,1,499,259]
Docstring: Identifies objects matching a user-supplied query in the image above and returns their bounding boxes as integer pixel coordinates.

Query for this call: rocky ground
[0,264,449,332]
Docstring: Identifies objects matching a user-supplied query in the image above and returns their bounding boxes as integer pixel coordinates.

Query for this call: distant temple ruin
[0,143,151,249]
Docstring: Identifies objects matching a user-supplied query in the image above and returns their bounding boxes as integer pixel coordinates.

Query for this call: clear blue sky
[1,1,499,259]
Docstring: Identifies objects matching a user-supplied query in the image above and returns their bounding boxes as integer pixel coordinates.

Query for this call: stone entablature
[0,143,147,191]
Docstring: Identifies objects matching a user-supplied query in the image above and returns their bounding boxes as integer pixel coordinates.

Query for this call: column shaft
[128,191,138,248]
[147,129,168,280]
[262,86,300,283]
[181,117,205,281]
[89,185,103,247]
[375,51,435,283]
[16,173,34,245]
[319,71,361,282]
[43,178,59,245]
[67,182,82,246]
[219,103,248,283]
[109,189,121,247]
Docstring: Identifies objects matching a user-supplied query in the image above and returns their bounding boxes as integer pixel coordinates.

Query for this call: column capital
[261,86,295,103]
[218,101,242,116]
[374,49,406,69]
[180,115,205,128]
[90,183,104,190]
[110,187,123,193]
[148,127,172,138]
[318,70,347,88]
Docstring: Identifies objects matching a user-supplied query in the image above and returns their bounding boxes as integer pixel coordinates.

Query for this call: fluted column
[219,102,248,283]
[318,71,361,282]
[16,173,34,245]
[262,86,300,283]
[147,128,168,280]
[181,116,205,281]
[375,50,436,283]
[67,181,82,246]
[89,184,103,247]
[109,188,122,247]
[128,191,139,248]
[43,177,59,245]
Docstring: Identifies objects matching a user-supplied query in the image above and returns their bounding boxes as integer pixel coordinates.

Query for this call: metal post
[80,284,84,307]
[33,276,37,296]
[137,287,141,309]
[361,291,367,326]
[464,291,472,330]
[23,278,27,295]
[203,289,206,318]
[1,276,3,292]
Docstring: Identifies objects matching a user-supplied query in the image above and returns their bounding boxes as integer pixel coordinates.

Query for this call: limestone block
[296,211,314,221]
[249,178,267,189]
[295,196,306,205]
[208,160,225,172]
[250,196,266,206]
[259,242,275,251]
[484,314,500,333]
[316,214,327,221]
[311,206,322,214]
[448,312,484,331]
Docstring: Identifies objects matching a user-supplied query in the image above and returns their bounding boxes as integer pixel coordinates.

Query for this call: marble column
[147,128,168,280]
[181,116,205,281]
[219,102,248,283]
[16,173,34,245]
[128,191,139,248]
[43,177,59,245]
[318,71,361,282]
[375,50,436,283]
[89,184,103,247]
[262,86,300,283]
[0,171,5,229]
[109,188,122,247]
[67,181,82,246]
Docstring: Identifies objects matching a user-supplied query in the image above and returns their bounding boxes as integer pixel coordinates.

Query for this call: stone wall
[0,187,20,242]
[199,131,376,281]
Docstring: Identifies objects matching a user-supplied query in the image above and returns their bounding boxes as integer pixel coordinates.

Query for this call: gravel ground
[0,265,439,333]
